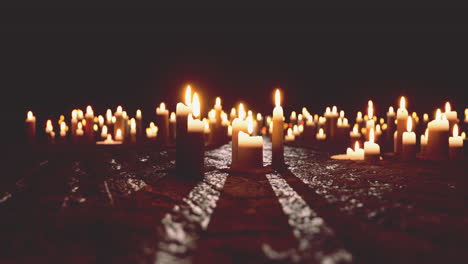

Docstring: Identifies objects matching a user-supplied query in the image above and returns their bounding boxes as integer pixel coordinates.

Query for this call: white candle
[169,112,176,141]
[231,104,248,168]
[285,128,295,142]
[96,134,122,145]
[364,127,380,161]
[106,109,113,125]
[316,128,326,141]
[402,117,416,161]
[85,105,95,143]
[444,102,458,131]
[136,109,143,140]
[156,102,170,145]
[114,105,124,140]
[427,109,450,160]
[272,89,284,168]
[395,96,408,153]
[449,124,463,159]
[25,111,36,144]
[237,121,263,170]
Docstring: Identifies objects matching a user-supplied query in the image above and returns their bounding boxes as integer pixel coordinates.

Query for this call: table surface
[0,140,467,264]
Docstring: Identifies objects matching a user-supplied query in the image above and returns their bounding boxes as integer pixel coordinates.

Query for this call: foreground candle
[272,89,284,168]
[427,109,449,160]
[449,124,463,159]
[402,117,416,161]
[187,113,205,179]
[364,127,380,161]
[237,122,263,170]
[395,97,408,153]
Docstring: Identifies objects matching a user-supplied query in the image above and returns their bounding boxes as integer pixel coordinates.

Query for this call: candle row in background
[26,86,468,179]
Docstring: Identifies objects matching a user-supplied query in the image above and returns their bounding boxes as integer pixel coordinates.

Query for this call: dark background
[1,8,468,146]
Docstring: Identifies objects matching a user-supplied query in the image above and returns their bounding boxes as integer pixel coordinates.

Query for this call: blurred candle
[176,85,193,175]
[395,96,408,153]
[237,119,263,170]
[290,111,297,124]
[324,106,339,140]
[364,127,380,161]
[71,110,78,138]
[420,128,428,156]
[449,124,463,159]
[101,125,108,139]
[316,128,326,141]
[230,108,236,122]
[114,106,124,140]
[156,102,169,145]
[136,109,143,140]
[402,117,416,161]
[187,113,205,179]
[96,134,122,145]
[348,141,365,160]
[427,109,450,160]
[444,102,458,131]
[272,89,285,168]
[285,127,295,142]
[26,111,36,144]
[115,128,123,141]
[350,124,361,142]
[169,112,176,141]
[85,105,95,143]
[231,103,248,168]
[106,109,112,125]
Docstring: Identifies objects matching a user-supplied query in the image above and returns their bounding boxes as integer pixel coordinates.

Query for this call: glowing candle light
[176,85,193,175]
[272,89,285,168]
[169,112,176,141]
[402,117,417,161]
[464,109,468,123]
[228,125,232,136]
[395,96,408,153]
[156,102,170,145]
[101,125,108,139]
[75,122,84,144]
[256,113,263,135]
[285,127,295,142]
[420,128,428,156]
[316,128,326,141]
[444,102,458,131]
[290,111,297,124]
[351,141,365,160]
[97,115,104,127]
[324,105,339,140]
[59,121,67,138]
[85,105,95,143]
[187,113,205,179]
[71,110,78,138]
[230,108,237,122]
[449,124,463,159]
[427,109,450,160]
[350,124,361,142]
[136,109,143,140]
[364,127,380,161]
[96,134,122,145]
[366,100,375,138]
[106,109,113,125]
[237,117,264,170]
[231,103,248,168]
[356,111,365,128]
[114,105,124,140]
[25,111,36,144]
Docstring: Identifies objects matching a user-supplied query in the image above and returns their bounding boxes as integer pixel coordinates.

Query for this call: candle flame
[425,128,428,138]
[339,110,345,118]
[239,103,246,120]
[290,111,297,120]
[86,105,93,115]
[130,118,136,130]
[215,97,221,107]
[462,131,466,140]
[101,125,108,137]
[136,109,142,118]
[170,112,176,121]
[77,122,83,130]
[256,113,262,121]
[247,117,254,134]
[399,96,406,109]
[192,93,200,118]
[60,122,66,131]
[332,106,337,113]
[116,129,122,140]
[436,109,441,120]
[355,141,360,150]
[445,102,451,112]
[93,124,98,131]
[407,117,412,132]
[275,89,281,107]
[106,109,112,121]
[357,111,362,119]
[287,128,293,137]
[72,109,77,119]
[368,102,373,119]
[389,106,394,113]
[369,127,375,143]
[160,102,166,111]
[185,85,192,105]
[453,124,459,137]
[423,113,428,122]
[117,105,123,113]
[325,107,331,114]
[318,128,324,136]
[353,124,359,133]
[27,111,34,120]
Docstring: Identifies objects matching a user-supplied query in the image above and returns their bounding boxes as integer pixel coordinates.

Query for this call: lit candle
[464,109,468,123]
[130,118,137,144]
[351,141,365,160]
[230,108,236,122]
[237,119,263,170]
[356,111,365,129]
[75,122,84,144]
[402,117,417,161]
[290,111,297,125]
[105,109,112,126]
[45,119,55,144]
[395,96,408,153]
[364,127,380,161]
[101,125,108,139]
[96,134,122,145]
[272,89,285,168]
[114,106,124,140]
[427,109,450,160]
[349,124,361,142]
[449,124,463,159]
[136,109,143,140]
[176,85,193,174]
[228,125,232,137]
[444,102,458,131]
[156,102,170,145]
[85,105,95,143]
[71,109,78,138]
[324,106,339,140]
[187,112,205,179]
[231,103,248,168]
[316,128,326,141]
[420,128,428,157]
[385,106,396,148]
[59,121,67,140]
[25,111,36,144]
[285,128,295,142]
[366,101,375,140]
[115,128,123,141]
[169,112,176,142]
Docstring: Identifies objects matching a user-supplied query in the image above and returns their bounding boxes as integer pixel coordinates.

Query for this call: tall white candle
[402,117,416,161]
[272,89,284,168]
[156,102,169,145]
[427,109,450,160]
[231,103,248,168]
[364,127,380,161]
[449,124,463,159]
[25,111,36,144]
[395,97,408,153]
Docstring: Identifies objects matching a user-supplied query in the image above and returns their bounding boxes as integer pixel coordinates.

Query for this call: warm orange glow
[436,109,442,120]
[355,141,360,150]
[368,102,373,119]
[26,111,34,121]
[60,122,66,131]
[82,119,86,126]
[208,109,215,119]
[106,109,112,121]
[275,89,281,107]
[215,97,221,107]
[93,124,98,131]
[192,93,200,118]
[369,127,375,143]
[77,122,83,130]
[230,108,236,116]
[136,109,142,118]
[256,113,262,121]
[111,116,116,124]
[318,128,324,136]
[185,85,192,105]
[86,105,93,115]
[98,115,104,126]
[453,124,459,137]
[72,110,77,119]
[462,132,466,140]
[357,111,362,119]
[399,96,406,109]
[101,125,108,138]
[287,128,293,137]
[332,106,337,113]
[423,113,429,121]
[445,102,451,112]
[160,102,166,111]
[117,105,123,114]
[340,110,345,118]
[130,118,136,130]
[407,117,413,132]
[353,124,359,133]
[170,112,176,122]
[116,129,122,141]
[325,107,331,114]
[388,106,394,113]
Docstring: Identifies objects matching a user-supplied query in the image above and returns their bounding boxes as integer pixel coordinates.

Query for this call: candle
[231,103,248,168]
[136,109,143,140]
[101,125,108,139]
[364,127,380,161]
[169,112,176,141]
[366,101,375,140]
[176,85,193,175]
[230,108,237,122]
[337,116,350,142]
[45,119,55,144]
[272,89,284,168]
[228,125,232,137]
[187,112,205,179]
[115,128,123,141]
[237,120,263,170]
[25,111,36,144]
[130,118,137,144]
[156,102,170,145]
[59,121,67,139]
[324,106,339,140]
[96,134,122,145]
[75,122,84,144]
[316,128,326,141]
[146,122,158,140]
[395,96,408,153]
[420,129,428,157]
[449,124,463,159]
[285,128,295,142]
[444,102,458,131]
[427,109,450,160]
[402,117,417,161]
[290,111,297,125]
[85,105,95,143]
[465,109,468,123]
[114,106,124,140]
